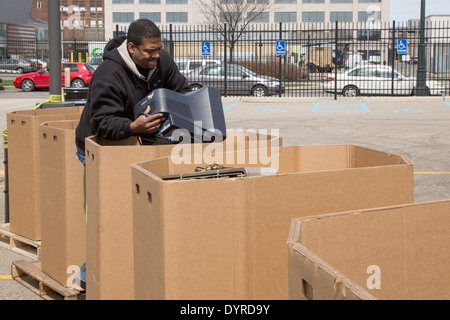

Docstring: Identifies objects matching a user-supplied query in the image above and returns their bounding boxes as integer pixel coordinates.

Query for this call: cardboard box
[287,199,450,300]
[7,107,84,240]
[131,144,414,300]
[39,120,86,287]
[84,131,281,300]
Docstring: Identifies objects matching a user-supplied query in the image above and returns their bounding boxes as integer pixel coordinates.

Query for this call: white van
[175,58,222,75]
[345,53,364,68]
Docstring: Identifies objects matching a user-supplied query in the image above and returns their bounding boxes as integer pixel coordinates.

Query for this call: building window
[166,0,187,3]
[113,12,135,22]
[302,0,324,3]
[330,0,352,2]
[140,0,161,3]
[112,0,134,3]
[330,11,353,22]
[302,12,325,23]
[274,12,297,23]
[140,12,162,22]
[248,12,269,23]
[275,0,296,3]
[358,0,381,2]
[358,11,381,22]
[37,1,42,8]
[166,12,188,23]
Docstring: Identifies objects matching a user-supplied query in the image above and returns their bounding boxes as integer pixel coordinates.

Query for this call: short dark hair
[127,19,161,46]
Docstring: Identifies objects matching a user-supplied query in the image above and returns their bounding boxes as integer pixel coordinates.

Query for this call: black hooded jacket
[75,36,190,151]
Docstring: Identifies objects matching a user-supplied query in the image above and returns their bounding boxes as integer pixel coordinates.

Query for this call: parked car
[14,62,94,92]
[27,59,47,68]
[324,65,444,97]
[175,58,222,75]
[89,57,103,70]
[0,58,41,73]
[186,64,285,97]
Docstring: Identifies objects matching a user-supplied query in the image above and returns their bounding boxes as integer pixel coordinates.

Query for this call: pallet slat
[11,260,85,300]
[0,223,41,260]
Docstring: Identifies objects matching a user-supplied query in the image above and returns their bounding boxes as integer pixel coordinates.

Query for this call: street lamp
[416,0,427,96]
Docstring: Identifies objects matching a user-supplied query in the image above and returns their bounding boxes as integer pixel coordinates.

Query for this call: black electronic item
[160,164,278,180]
[133,87,226,145]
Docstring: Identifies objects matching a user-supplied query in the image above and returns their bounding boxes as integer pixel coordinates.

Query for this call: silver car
[186,64,285,97]
[89,57,103,70]
[0,58,40,73]
[324,65,444,96]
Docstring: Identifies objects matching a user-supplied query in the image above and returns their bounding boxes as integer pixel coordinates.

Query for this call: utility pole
[48,0,62,105]
[416,0,427,96]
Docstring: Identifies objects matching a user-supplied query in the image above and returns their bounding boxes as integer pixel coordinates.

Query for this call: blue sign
[201,42,211,56]
[276,41,286,55]
[397,39,407,54]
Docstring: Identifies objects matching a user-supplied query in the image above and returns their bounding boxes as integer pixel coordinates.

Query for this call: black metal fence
[2,20,450,98]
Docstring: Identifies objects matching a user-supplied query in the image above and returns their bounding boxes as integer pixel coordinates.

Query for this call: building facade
[104,0,390,40]
[29,0,105,40]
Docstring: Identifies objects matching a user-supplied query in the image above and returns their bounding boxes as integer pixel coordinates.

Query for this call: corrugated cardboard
[287,199,450,300]
[39,120,86,287]
[131,144,414,300]
[84,131,281,300]
[7,107,84,240]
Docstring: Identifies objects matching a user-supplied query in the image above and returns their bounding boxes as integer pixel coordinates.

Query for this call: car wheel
[251,85,268,97]
[16,67,24,74]
[343,85,360,97]
[71,79,85,88]
[190,84,202,91]
[21,79,35,92]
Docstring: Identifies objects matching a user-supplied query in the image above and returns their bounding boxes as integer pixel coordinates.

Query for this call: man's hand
[130,106,165,135]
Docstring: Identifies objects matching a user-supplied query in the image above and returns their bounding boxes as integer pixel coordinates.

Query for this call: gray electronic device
[134,86,226,145]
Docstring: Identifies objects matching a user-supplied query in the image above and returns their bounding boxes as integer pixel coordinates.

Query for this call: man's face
[128,37,163,70]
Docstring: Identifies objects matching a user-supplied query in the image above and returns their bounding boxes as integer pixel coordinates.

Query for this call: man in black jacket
[75,19,190,163]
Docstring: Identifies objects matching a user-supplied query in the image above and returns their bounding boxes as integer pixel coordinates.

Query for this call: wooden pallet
[0,223,41,260]
[11,260,85,300]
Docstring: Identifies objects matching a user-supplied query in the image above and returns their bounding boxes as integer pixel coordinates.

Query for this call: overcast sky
[390,0,450,22]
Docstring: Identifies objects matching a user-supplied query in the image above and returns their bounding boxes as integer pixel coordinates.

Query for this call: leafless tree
[196,0,272,62]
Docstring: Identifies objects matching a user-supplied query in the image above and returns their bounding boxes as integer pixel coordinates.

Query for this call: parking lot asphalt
[0,88,449,300]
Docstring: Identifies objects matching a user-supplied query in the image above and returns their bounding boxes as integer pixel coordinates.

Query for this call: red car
[14,62,94,92]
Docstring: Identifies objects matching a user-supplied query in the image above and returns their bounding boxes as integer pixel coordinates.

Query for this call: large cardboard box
[287,199,450,300]
[84,131,281,300]
[131,144,414,300]
[39,120,86,287]
[7,107,84,240]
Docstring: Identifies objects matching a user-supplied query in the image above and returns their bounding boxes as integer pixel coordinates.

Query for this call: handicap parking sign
[201,42,211,56]
[397,39,407,54]
[276,41,286,55]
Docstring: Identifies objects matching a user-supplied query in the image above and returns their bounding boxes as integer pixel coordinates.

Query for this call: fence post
[335,21,338,100]
[169,24,174,58]
[391,20,396,96]
[224,23,227,97]
[279,22,282,97]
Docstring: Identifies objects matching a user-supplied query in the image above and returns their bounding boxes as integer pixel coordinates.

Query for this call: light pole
[416,0,427,96]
